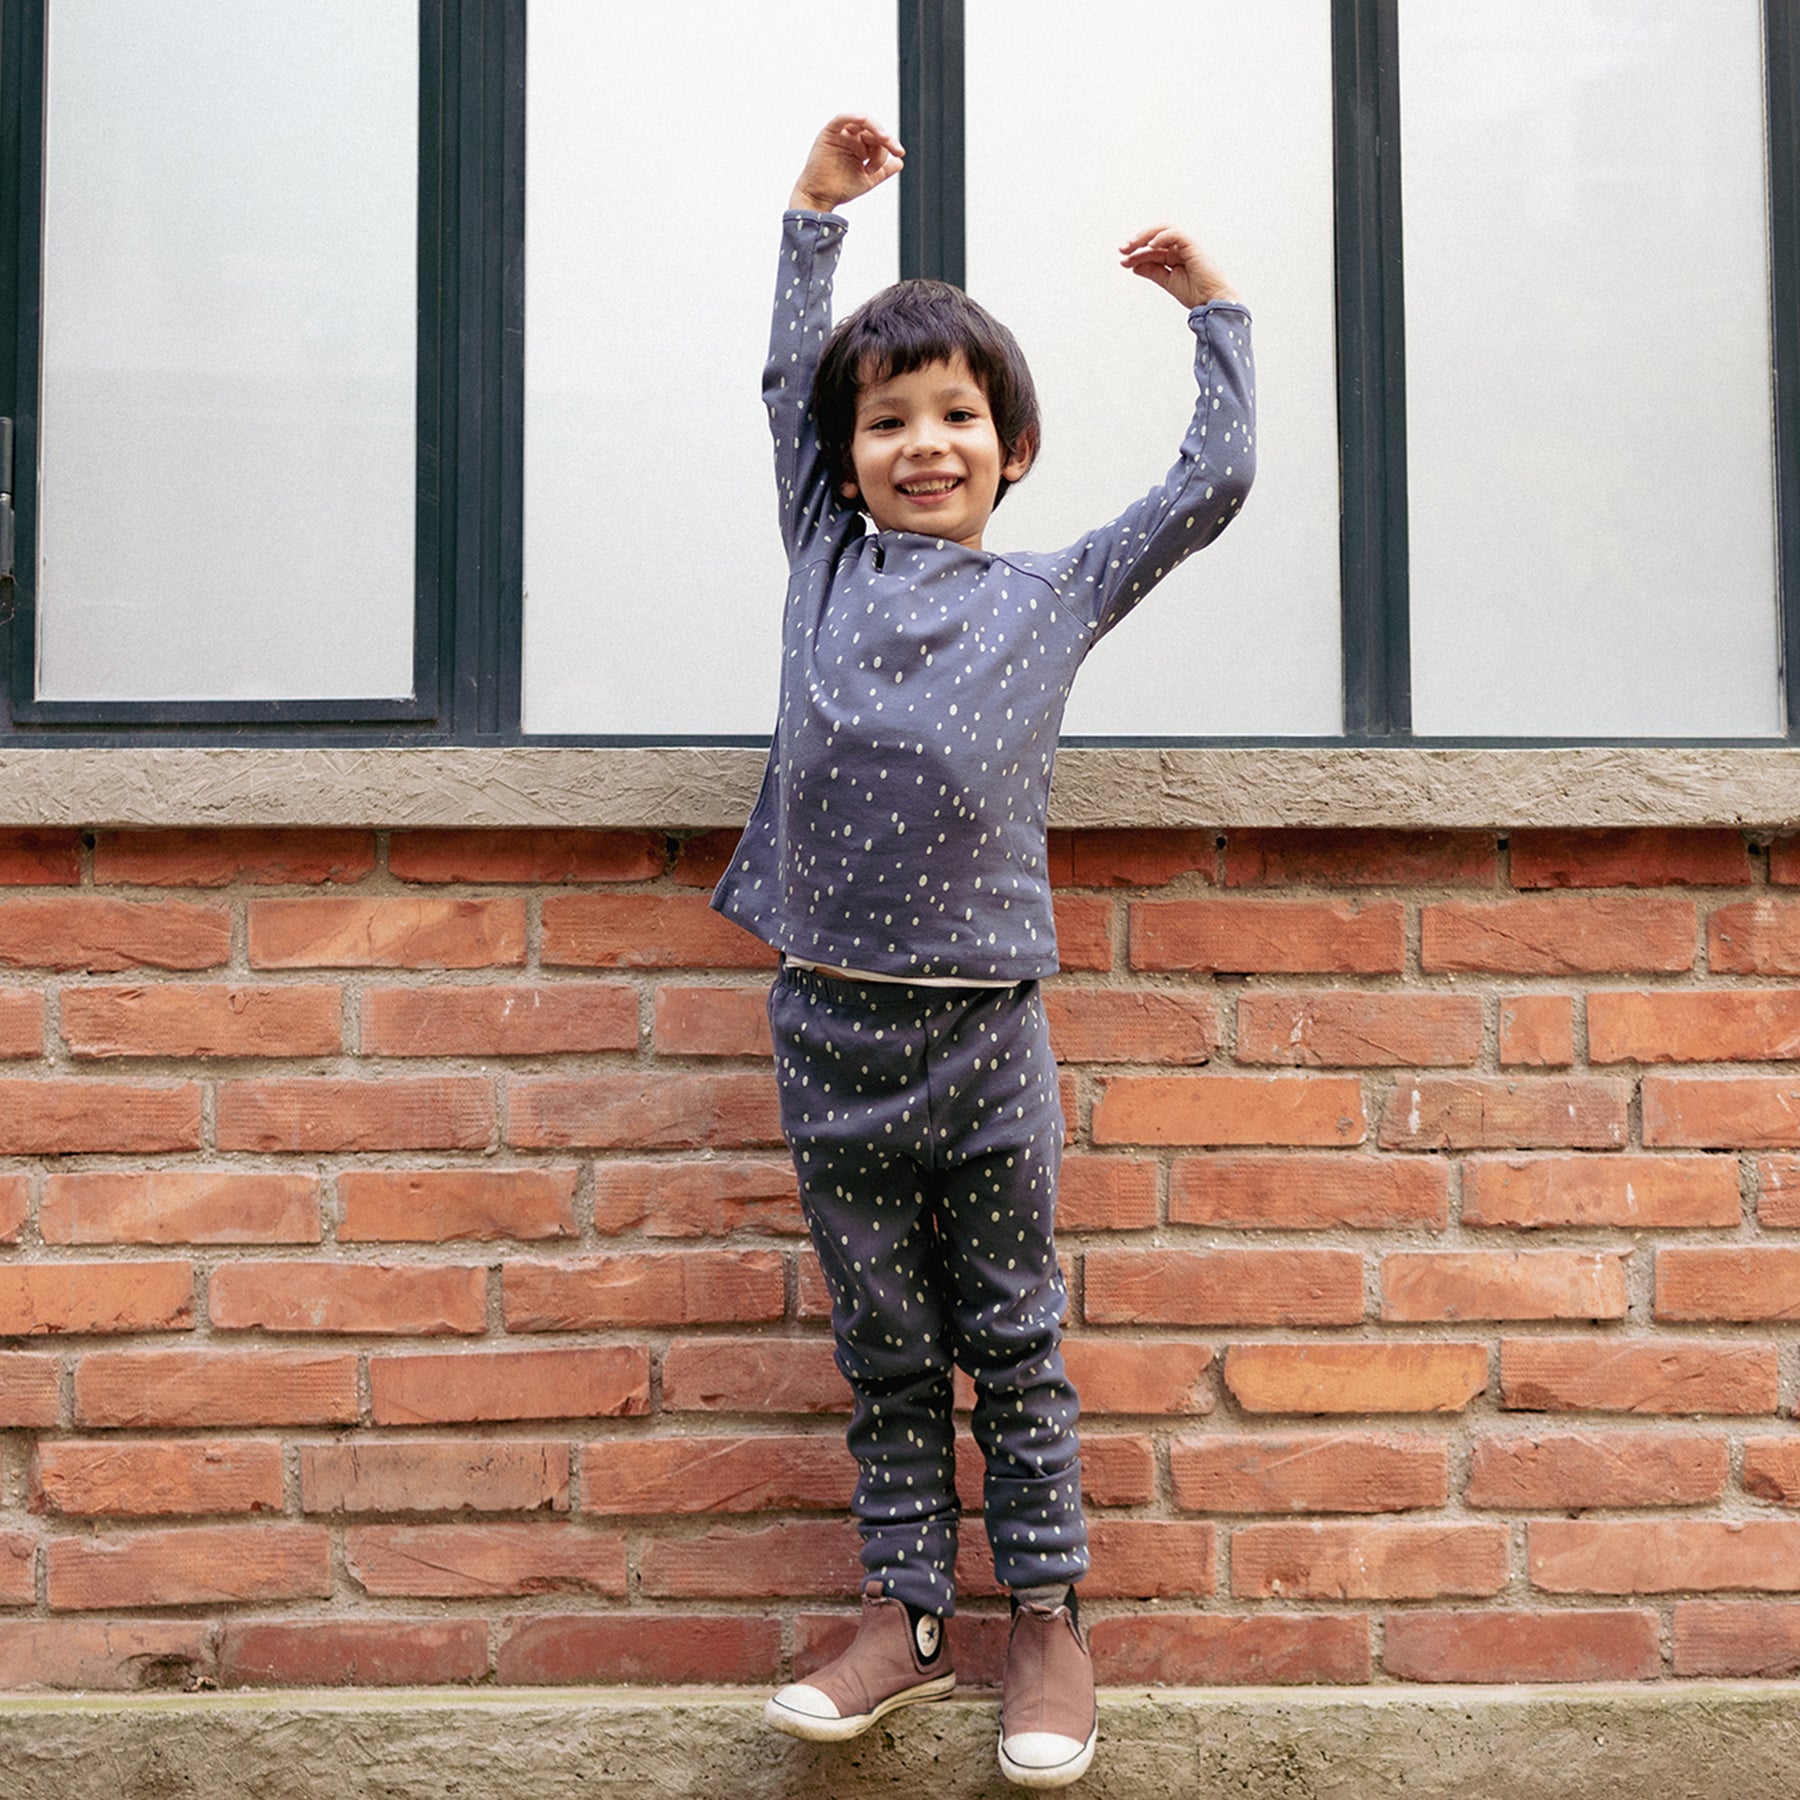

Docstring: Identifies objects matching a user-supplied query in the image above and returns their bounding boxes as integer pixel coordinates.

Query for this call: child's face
[842,355,1031,550]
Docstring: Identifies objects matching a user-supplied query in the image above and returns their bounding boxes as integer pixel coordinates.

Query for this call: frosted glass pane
[1402,0,1779,738]
[523,3,899,735]
[966,0,1340,737]
[37,0,418,703]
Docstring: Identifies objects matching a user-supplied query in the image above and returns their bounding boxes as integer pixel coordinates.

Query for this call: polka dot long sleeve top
[712,211,1256,983]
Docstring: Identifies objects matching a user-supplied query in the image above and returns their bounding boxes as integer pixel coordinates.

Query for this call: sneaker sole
[763,1671,956,1743]
[998,1722,1098,1789]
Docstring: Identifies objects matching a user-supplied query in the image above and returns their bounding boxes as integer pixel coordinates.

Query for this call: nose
[904,419,948,457]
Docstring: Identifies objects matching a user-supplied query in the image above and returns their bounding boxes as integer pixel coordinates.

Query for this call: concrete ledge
[2,1684,1797,1799]
[2,745,1800,830]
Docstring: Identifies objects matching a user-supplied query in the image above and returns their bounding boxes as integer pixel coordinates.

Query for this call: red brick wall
[1,821,1798,1691]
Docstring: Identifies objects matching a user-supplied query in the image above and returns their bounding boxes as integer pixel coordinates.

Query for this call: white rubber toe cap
[1001,1730,1085,1770]
[768,1681,839,1721]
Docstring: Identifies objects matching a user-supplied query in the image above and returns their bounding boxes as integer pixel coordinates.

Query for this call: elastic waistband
[777,962,1031,1008]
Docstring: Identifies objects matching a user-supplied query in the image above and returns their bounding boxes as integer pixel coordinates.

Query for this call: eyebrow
[856,381,986,415]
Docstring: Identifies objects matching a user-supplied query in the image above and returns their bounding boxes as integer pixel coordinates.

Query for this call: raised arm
[765,118,903,564]
[1054,225,1255,639]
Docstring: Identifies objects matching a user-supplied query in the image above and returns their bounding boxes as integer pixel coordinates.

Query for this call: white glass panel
[37,0,418,703]
[966,0,1341,737]
[523,3,899,735]
[1402,0,1778,738]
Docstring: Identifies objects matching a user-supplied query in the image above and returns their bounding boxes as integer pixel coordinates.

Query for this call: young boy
[713,115,1253,1789]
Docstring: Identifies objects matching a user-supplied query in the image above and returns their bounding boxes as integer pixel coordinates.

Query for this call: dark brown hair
[812,279,1040,509]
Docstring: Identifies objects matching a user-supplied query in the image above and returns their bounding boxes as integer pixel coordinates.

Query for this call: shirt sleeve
[1053,301,1256,640]
[764,209,853,566]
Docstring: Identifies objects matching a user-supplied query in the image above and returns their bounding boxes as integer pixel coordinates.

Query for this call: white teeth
[901,479,958,495]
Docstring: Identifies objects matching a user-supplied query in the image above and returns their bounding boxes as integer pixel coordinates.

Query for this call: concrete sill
[2,1682,1798,1799]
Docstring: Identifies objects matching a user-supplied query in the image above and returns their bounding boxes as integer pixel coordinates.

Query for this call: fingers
[821,114,906,170]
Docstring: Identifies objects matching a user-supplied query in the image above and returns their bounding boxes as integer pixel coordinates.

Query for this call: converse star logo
[915,1615,941,1659]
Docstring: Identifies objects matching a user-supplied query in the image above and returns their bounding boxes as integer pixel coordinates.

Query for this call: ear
[1002,430,1036,484]
[838,478,861,501]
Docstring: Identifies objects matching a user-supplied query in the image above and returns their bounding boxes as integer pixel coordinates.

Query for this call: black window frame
[0,0,1795,749]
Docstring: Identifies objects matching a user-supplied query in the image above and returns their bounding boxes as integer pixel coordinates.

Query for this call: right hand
[790,114,905,213]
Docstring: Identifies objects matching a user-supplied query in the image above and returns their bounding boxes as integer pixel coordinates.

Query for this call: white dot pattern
[768,966,1085,1612]
[712,211,1257,983]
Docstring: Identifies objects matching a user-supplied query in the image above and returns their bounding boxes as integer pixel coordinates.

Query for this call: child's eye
[867,417,902,432]
[947,410,978,424]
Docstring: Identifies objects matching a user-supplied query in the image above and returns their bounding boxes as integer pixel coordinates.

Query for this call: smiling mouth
[898,477,961,497]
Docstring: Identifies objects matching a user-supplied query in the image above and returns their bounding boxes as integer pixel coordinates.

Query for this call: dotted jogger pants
[767,964,1089,1617]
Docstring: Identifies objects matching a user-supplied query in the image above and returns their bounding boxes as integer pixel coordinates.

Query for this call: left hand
[1120,225,1241,310]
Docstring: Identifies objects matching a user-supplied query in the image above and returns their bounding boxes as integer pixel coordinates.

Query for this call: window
[1,0,1795,746]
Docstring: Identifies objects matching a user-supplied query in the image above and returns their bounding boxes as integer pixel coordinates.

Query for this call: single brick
[73,1349,359,1428]
[1657,1247,1800,1321]
[1043,987,1216,1063]
[1062,1339,1215,1416]
[1055,1156,1159,1231]
[1054,1434,1156,1508]
[41,1171,321,1245]
[661,1338,848,1414]
[387,828,664,884]
[0,1621,211,1691]
[1084,1248,1363,1326]
[1499,994,1575,1067]
[300,1441,569,1514]
[0,1353,61,1428]
[0,990,44,1057]
[0,1263,193,1337]
[218,1620,490,1688]
[1232,1521,1508,1600]
[61,984,342,1060]
[361,984,638,1056]
[216,1076,494,1151]
[46,1524,332,1609]
[370,1346,650,1424]
[541,894,776,969]
[1383,1609,1660,1683]
[0,829,83,885]
[1093,1074,1365,1147]
[1055,828,1216,889]
[1090,1613,1371,1686]
[1170,1434,1447,1515]
[1463,1155,1740,1229]
[1074,1520,1217,1599]
[248,896,526,969]
[1421,897,1696,974]
[1510,828,1752,889]
[1644,1076,1800,1149]
[510,1072,781,1150]
[1379,1077,1628,1151]
[496,1614,780,1685]
[651,985,773,1058]
[503,1251,784,1330]
[31,1439,283,1517]
[1129,899,1405,974]
[0,1080,202,1154]
[1170,1155,1446,1230]
[1052,896,1116,971]
[580,1434,854,1515]
[1530,1519,1800,1594]
[0,1533,33,1606]
[1237,992,1482,1068]
[639,1519,863,1598]
[1775,837,1800,885]
[1709,899,1800,974]
[1761,1156,1800,1227]
[1381,1250,1629,1322]
[1466,1431,1730,1510]
[346,1523,628,1597]
[670,830,742,889]
[1223,1343,1488,1416]
[1674,1601,1800,1677]
[1591,989,1800,1064]
[94,829,375,887]
[0,897,231,971]
[591,1160,803,1238]
[0,1175,26,1243]
[1224,828,1496,889]
[1500,1339,1779,1415]
[209,1262,486,1335]
[1742,1437,1800,1503]
[339,1167,579,1242]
